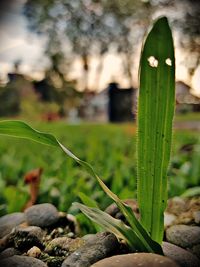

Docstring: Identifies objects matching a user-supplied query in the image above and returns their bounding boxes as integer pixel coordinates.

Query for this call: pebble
[25,203,59,227]
[0,255,48,267]
[45,236,84,256]
[164,212,177,228]
[166,224,200,248]
[162,241,200,267]
[61,232,120,267]
[188,243,200,259]
[91,252,179,267]
[0,234,10,252]
[105,199,140,221]
[193,211,200,224]
[0,212,26,238]
[27,246,41,258]
[0,247,20,259]
[9,226,44,250]
[166,197,187,215]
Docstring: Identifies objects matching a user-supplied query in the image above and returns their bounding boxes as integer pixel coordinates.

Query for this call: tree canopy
[23,0,200,89]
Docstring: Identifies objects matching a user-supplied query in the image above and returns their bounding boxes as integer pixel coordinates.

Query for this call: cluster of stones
[0,198,200,267]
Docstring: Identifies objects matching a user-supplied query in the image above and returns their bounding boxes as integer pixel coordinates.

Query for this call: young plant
[0,16,175,254]
[137,16,175,243]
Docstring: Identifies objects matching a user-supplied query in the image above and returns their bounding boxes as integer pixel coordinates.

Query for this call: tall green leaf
[137,17,175,243]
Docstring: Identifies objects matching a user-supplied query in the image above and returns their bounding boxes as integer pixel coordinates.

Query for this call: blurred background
[0,0,200,122]
[0,0,200,225]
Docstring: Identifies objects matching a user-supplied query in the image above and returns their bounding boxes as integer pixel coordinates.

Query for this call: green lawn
[0,122,199,222]
[175,112,200,122]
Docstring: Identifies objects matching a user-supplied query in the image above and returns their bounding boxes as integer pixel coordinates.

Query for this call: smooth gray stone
[91,253,179,267]
[0,213,25,238]
[61,232,119,267]
[0,255,47,267]
[25,203,59,227]
[166,224,200,248]
[189,243,200,259]
[0,235,10,252]
[162,241,200,267]
[0,247,20,259]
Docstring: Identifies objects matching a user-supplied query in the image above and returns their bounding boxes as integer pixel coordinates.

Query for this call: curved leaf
[0,119,162,253]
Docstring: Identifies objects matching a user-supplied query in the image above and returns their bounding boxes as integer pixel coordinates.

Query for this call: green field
[0,122,199,225]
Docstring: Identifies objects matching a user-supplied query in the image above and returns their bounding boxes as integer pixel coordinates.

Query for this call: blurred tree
[176,0,200,76]
[24,0,151,89]
[24,0,200,89]
[0,85,20,117]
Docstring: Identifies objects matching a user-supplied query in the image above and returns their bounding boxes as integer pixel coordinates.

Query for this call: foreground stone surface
[91,253,179,267]
[25,203,59,227]
[0,212,26,238]
[0,247,20,259]
[0,255,48,267]
[166,224,200,248]
[0,198,199,267]
[61,232,120,267]
[162,241,200,267]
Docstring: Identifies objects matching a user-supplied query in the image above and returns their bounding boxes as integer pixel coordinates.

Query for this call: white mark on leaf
[147,56,158,68]
[165,58,172,66]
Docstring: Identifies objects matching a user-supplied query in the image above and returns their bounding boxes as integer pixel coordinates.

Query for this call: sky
[0,0,200,96]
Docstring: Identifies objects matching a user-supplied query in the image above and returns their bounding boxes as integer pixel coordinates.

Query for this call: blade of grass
[73,202,147,252]
[137,17,175,243]
[78,192,102,232]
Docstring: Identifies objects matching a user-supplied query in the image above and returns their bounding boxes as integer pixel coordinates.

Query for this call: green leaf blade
[137,17,175,243]
[73,202,146,252]
[95,175,163,254]
[0,120,58,147]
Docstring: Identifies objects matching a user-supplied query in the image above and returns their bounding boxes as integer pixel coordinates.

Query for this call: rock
[66,213,80,235]
[27,246,41,258]
[164,212,177,228]
[105,199,140,221]
[166,197,200,226]
[0,235,10,252]
[188,243,200,259]
[0,212,26,238]
[0,247,20,259]
[166,224,200,248]
[43,212,79,242]
[162,241,200,267]
[193,211,200,224]
[91,253,179,267]
[166,197,187,215]
[82,234,96,242]
[25,203,59,227]
[61,232,120,267]
[9,226,44,250]
[45,236,84,256]
[0,255,48,267]
[39,253,65,267]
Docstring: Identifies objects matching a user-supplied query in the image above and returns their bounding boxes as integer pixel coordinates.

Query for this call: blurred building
[108,82,135,122]
[78,90,108,122]
[80,82,136,122]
